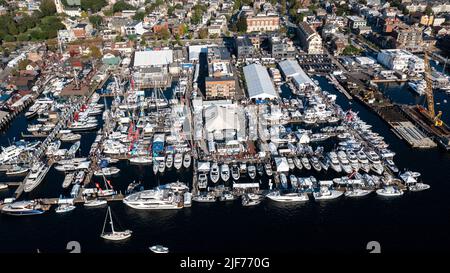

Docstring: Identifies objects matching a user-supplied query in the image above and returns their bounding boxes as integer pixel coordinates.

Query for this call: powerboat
[327,152,342,172]
[248,164,256,179]
[242,194,262,206]
[198,173,208,189]
[149,245,169,253]
[84,199,108,207]
[192,193,217,203]
[1,200,46,216]
[183,153,191,168]
[231,164,240,180]
[371,163,384,175]
[310,157,322,172]
[62,172,75,189]
[210,163,220,183]
[376,186,404,197]
[287,158,295,170]
[266,191,309,202]
[23,162,50,193]
[165,154,173,169]
[158,160,166,173]
[123,189,183,209]
[219,192,236,201]
[0,184,8,190]
[55,204,76,213]
[344,188,372,197]
[289,174,298,189]
[293,157,303,170]
[265,163,273,176]
[301,157,311,170]
[280,173,288,189]
[5,165,29,177]
[385,159,399,173]
[220,164,230,182]
[174,153,183,170]
[129,156,152,165]
[313,186,343,200]
[94,167,120,177]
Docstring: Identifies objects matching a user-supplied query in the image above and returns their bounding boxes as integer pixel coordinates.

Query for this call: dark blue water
[1,74,450,253]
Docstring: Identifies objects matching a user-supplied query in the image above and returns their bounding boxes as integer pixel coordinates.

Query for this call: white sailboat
[100,207,132,241]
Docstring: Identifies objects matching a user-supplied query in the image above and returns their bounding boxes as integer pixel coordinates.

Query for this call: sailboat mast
[102,207,109,235]
[108,207,115,233]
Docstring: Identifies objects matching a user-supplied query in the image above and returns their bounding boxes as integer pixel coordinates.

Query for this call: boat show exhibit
[1,0,450,267]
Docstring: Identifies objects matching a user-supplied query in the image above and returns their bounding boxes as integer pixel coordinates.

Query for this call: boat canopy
[319,180,333,186]
[274,157,289,172]
[232,183,260,189]
[197,162,211,171]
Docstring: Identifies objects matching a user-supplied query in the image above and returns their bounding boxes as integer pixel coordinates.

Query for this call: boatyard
[2,0,450,255]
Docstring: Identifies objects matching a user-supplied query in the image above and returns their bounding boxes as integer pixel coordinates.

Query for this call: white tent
[197,162,211,172]
[274,157,289,172]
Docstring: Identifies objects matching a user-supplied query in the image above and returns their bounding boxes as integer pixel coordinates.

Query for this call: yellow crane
[422,51,444,127]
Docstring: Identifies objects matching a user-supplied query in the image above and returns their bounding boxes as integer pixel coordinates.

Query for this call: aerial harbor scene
[1,0,450,258]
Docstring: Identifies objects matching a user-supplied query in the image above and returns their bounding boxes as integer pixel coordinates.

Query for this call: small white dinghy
[149,245,169,253]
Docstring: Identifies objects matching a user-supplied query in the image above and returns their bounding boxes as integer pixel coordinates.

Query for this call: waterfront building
[296,22,323,54]
[278,60,316,91]
[132,50,173,88]
[243,64,278,100]
[377,49,424,74]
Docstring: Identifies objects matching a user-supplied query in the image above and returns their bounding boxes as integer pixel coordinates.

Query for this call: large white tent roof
[243,64,278,100]
[133,50,173,67]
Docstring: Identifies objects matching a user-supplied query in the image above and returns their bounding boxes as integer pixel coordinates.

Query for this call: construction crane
[422,51,443,126]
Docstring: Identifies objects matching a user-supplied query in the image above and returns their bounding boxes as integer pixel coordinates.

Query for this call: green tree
[17,33,30,42]
[7,22,18,36]
[89,15,103,27]
[133,11,145,21]
[113,1,136,13]
[3,35,15,42]
[89,45,102,59]
[81,0,107,13]
[159,28,171,40]
[424,5,433,16]
[40,0,57,17]
[236,16,247,33]
[198,28,208,39]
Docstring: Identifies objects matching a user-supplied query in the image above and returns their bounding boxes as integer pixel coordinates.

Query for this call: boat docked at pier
[376,186,404,197]
[5,165,29,176]
[313,186,343,200]
[266,191,309,202]
[23,162,50,193]
[1,200,48,216]
[123,188,183,209]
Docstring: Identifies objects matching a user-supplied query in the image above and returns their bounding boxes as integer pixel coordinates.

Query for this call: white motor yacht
[266,191,309,202]
[210,163,220,183]
[376,186,404,197]
[220,164,230,182]
[313,186,343,200]
[247,164,256,179]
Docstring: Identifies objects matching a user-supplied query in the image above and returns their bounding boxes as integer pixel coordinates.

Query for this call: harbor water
[1,74,450,254]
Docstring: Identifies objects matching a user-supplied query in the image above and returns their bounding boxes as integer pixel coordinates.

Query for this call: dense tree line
[0,0,65,42]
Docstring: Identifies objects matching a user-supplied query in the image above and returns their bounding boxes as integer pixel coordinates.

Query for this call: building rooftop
[133,50,173,67]
[243,64,278,100]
